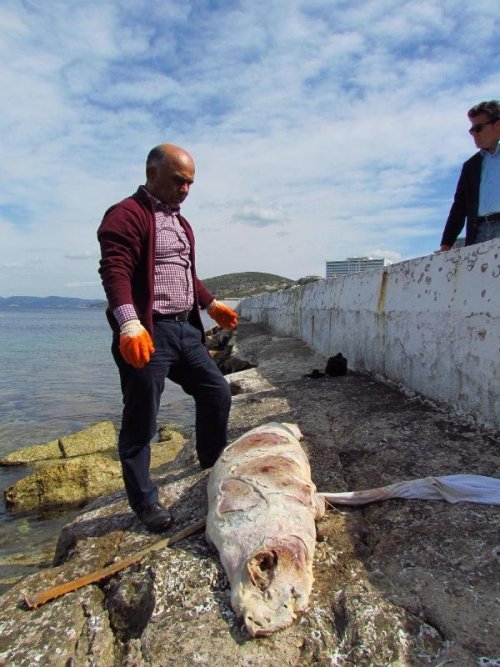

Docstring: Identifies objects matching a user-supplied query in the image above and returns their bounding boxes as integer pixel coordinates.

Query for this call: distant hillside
[0,296,106,309]
[202,272,296,298]
[0,274,323,308]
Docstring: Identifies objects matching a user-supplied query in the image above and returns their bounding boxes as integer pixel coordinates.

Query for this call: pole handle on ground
[22,517,206,609]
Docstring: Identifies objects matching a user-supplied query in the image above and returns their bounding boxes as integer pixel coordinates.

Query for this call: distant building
[326,256,392,278]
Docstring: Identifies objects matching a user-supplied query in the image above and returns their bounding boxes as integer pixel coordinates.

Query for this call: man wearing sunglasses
[439,100,500,251]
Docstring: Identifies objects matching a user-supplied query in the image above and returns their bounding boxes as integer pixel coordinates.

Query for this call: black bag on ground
[325,353,347,376]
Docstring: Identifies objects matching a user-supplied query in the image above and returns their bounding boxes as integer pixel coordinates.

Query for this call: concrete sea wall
[238,239,500,429]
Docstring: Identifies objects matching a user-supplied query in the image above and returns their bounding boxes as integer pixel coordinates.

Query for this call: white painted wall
[238,240,500,429]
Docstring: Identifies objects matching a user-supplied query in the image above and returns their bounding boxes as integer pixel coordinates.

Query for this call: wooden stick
[23,517,206,609]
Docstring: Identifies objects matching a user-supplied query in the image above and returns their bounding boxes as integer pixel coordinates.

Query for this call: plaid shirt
[114,187,194,325]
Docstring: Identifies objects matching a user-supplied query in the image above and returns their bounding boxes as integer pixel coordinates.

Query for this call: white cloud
[0,0,499,296]
[366,249,402,262]
[231,204,286,227]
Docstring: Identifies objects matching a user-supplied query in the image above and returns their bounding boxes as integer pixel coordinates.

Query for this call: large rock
[59,421,117,458]
[4,432,186,512]
[0,439,62,465]
[150,432,185,469]
[0,421,117,465]
[4,456,124,511]
[206,327,256,374]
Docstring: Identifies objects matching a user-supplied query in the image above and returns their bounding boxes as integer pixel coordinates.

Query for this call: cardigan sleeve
[97,200,148,311]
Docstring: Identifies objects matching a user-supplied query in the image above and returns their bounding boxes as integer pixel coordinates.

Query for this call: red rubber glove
[207,300,238,330]
[119,319,155,368]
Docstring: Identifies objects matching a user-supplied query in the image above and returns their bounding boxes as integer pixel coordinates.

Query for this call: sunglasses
[469,119,498,135]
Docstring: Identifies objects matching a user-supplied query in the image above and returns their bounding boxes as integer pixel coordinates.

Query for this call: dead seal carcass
[206,422,325,637]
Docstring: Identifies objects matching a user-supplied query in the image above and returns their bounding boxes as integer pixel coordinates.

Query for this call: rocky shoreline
[0,420,188,594]
[1,421,185,513]
[0,319,499,666]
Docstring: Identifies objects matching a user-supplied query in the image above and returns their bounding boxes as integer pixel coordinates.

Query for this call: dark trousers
[474,220,500,244]
[112,318,231,513]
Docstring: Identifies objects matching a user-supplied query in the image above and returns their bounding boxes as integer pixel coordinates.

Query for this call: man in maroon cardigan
[98,144,238,532]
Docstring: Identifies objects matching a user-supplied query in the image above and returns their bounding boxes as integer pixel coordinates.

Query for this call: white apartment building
[326,256,392,278]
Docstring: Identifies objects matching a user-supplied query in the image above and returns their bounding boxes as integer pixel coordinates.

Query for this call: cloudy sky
[1,0,498,298]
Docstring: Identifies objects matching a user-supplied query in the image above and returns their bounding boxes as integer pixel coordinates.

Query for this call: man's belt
[153,310,192,322]
[476,212,500,224]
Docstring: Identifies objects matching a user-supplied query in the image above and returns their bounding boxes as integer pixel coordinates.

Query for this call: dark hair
[467,100,500,122]
[146,146,167,168]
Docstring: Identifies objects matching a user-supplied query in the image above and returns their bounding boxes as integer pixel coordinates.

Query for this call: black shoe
[304,369,324,379]
[137,502,173,532]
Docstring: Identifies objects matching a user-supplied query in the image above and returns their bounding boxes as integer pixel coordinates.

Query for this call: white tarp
[319,474,500,505]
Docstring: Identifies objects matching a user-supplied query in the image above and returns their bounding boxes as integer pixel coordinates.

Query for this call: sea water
[0,304,234,591]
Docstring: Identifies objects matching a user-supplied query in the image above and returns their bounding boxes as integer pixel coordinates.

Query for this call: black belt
[476,212,500,224]
[153,310,191,322]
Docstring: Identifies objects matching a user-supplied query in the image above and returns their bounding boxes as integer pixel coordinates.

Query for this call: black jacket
[441,152,483,247]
